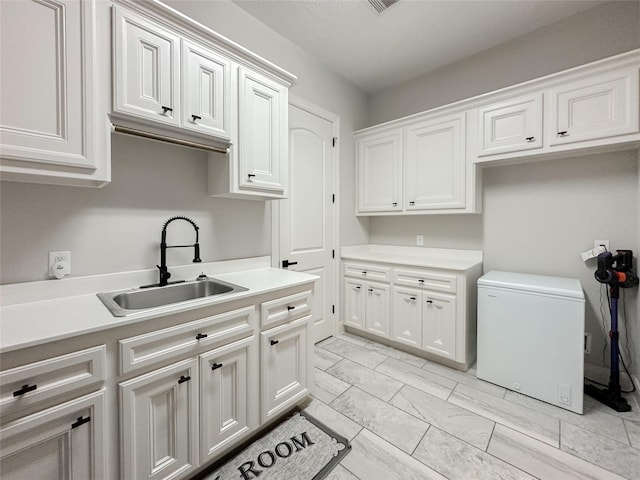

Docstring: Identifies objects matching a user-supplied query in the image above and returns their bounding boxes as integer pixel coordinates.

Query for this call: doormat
[193,410,351,480]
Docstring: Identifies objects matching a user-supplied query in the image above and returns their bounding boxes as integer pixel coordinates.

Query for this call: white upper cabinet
[548,68,639,146]
[237,67,287,195]
[472,50,639,165]
[478,93,543,156]
[111,1,295,200]
[356,130,402,213]
[404,114,465,210]
[113,5,181,127]
[182,40,232,140]
[0,0,110,187]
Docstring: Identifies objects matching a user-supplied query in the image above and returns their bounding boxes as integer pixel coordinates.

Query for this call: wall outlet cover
[49,251,70,278]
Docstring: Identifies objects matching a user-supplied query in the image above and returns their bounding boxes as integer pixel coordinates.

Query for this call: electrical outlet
[594,240,609,251]
[416,235,424,246]
[49,251,70,278]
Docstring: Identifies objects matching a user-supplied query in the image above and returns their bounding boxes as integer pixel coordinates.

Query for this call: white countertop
[0,257,316,353]
[341,244,483,271]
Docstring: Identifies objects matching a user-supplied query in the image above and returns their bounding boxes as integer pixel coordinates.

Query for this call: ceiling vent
[368,0,399,14]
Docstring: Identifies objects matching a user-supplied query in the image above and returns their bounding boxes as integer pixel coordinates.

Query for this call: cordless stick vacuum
[585,250,639,412]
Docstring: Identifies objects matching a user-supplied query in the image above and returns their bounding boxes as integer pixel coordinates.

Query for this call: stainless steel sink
[97,277,247,317]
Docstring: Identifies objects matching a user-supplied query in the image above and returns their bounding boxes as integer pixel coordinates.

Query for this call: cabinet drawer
[260,290,312,330]
[393,268,457,293]
[119,306,255,374]
[0,346,105,417]
[343,262,391,282]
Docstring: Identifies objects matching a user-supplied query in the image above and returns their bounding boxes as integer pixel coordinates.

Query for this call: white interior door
[276,97,338,343]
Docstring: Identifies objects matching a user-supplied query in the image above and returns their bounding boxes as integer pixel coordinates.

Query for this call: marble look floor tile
[625,419,640,449]
[505,390,628,444]
[489,424,627,480]
[449,383,560,447]
[336,332,369,346]
[413,426,535,480]
[330,387,429,454]
[340,428,447,480]
[375,357,456,400]
[313,368,351,404]
[325,464,360,480]
[303,397,362,442]
[321,338,387,369]
[422,360,507,398]
[561,421,640,479]
[326,358,404,402]
[315,345,343,370]
[584,394,640,422]
[390,384,495,450]
[364,342,427,368]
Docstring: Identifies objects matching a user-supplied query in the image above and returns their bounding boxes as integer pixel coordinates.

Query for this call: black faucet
[146,216,202,287]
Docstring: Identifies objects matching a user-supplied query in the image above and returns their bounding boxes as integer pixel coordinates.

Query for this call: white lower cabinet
[422,291,457,360]
[344,278,365,330]
[121,338,257,479]
[0,345,107,480]
[391,287,456,359]
[344,258,480,369]
[344,279,390,338]
[365,282,391,337]
[1,282,315,480]
[120,358,199,480]
[0,390,105,480]
[261,316,311,422]
[391,286,422,348]
[200,336,257,461]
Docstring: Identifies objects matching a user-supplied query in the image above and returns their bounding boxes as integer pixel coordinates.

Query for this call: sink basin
[97,277,247,317]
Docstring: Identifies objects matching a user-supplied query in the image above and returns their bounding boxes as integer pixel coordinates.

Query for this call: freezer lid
[478,270,584,299]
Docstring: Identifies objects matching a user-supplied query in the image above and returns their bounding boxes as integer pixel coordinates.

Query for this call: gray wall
[0,0,370,284]
[369,1,640,125]
[368,1,640,378]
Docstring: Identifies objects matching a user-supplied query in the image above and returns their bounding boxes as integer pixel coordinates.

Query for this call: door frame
[271,94,340,340]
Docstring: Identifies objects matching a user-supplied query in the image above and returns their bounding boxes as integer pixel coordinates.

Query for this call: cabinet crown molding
[113,0,297,87]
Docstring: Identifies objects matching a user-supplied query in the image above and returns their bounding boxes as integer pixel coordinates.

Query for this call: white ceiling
[233,0,606,94]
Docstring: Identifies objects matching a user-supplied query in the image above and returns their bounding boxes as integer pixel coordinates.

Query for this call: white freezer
[477,271,585,414]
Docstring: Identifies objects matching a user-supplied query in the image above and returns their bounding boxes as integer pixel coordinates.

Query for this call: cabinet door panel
[392,287,422,348]
[365,282,390,338]
[549,69,639,145]
[182,40,231,138]
[404,115,465,210]
[261,316,309,421]
[478,93,543,156]
[200,336,256,460]
[238,67,286,194]
[344,278,365,330]
[0,0,95,168]
[357,130,402,212]
[120,359,198,480]
[0,391,104,480]
[422,292,457,360]
[114,5,180,126]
